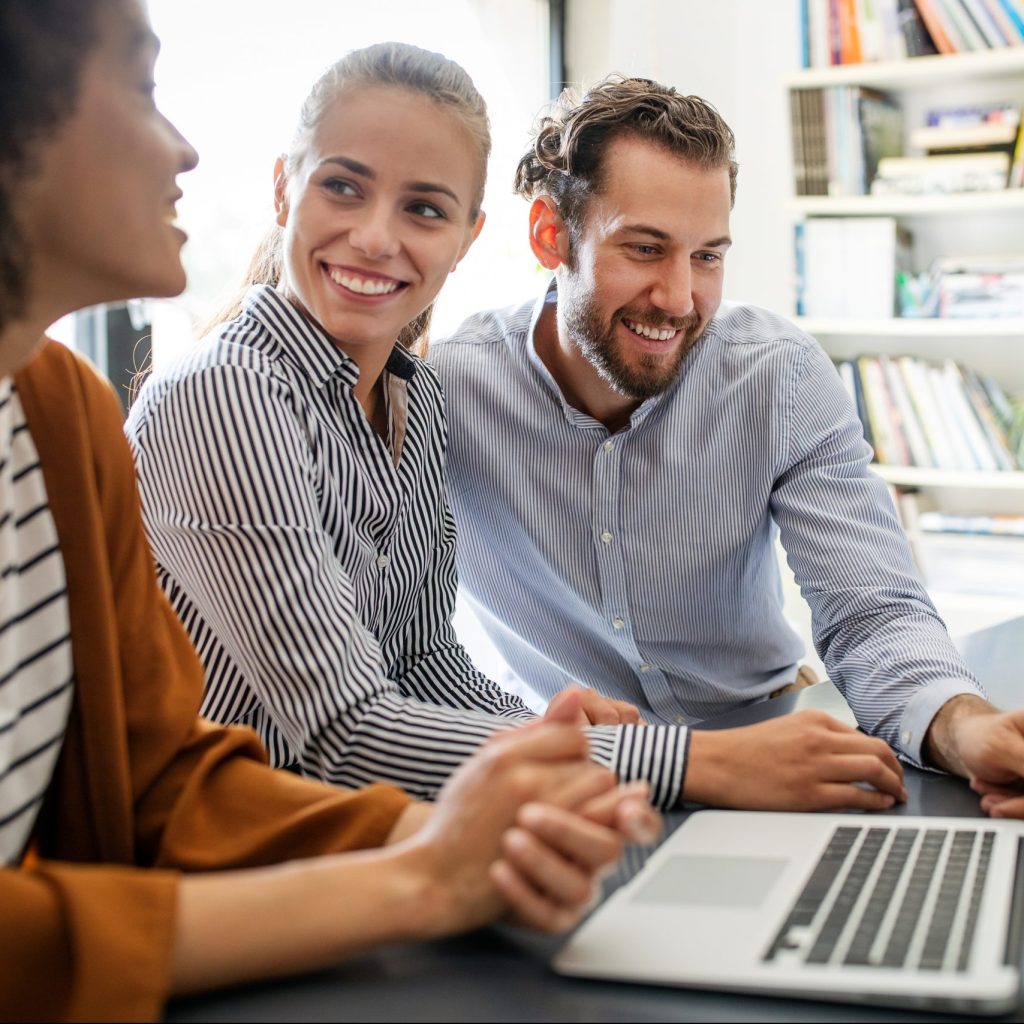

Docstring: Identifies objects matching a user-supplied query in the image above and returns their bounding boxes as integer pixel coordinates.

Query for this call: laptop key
[880,830,946,968]
[919,832,977,970]
[764,826,860,961]
[844,829,917,966]
[806,828,888,964]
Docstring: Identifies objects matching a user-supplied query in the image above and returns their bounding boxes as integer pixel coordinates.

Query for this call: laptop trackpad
[632,854,788,909]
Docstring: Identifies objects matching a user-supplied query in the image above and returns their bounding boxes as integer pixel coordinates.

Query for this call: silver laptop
[554,810,1024,1015]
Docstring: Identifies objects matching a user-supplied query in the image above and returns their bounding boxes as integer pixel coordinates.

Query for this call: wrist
[922,693,997,775]
[680,729,733,806]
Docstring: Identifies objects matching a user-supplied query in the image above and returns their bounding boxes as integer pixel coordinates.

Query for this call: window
[141,0,554,368]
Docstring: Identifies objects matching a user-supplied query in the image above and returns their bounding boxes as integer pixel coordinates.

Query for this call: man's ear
[528,196,569,270]
[273,156,289,227]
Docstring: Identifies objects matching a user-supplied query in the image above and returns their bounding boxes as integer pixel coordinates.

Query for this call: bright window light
[146,0,553,367]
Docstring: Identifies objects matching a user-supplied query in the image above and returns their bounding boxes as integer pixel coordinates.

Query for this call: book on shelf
[835,354,1022,470]
[790,85,901,195]
[917,509,1024,534]
[910,121,1019,150]
[800,0,1024,64]
[900,0,944,54]
[932,253,1024,316]
[871,150,1011,193]
[797,217,912,317]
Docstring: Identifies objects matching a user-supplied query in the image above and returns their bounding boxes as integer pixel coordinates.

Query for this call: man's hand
[684,710,907,811]
[545,684,643,725]
[925,694,1024,817]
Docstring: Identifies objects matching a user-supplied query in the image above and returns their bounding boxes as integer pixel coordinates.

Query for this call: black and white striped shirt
[127,286,687,805]
[432,287,986,768]
[0,379,73,865]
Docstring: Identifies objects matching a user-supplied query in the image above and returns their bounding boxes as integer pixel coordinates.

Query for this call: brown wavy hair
[514,75,738,241]
[201,41,491,354]
[0,0,107,333]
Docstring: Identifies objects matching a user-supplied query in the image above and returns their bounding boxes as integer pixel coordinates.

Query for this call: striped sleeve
[128,356,539,798]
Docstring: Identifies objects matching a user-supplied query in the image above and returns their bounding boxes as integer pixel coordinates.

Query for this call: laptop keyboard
[764,825,996,971]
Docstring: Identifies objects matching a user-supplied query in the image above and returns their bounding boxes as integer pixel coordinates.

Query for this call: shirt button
[901,730,912,746]
[676,715,687,726]
[603,440,614,452]
[612,617,625,630]
[376,554,390,569]
[600,530,613,544]
[638,663,650,673]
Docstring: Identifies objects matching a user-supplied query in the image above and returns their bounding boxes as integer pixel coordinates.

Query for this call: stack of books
[871,102,1024,194]
[912,0,1024,53]
[836,354,1022,470]
[933,254,1024,316]
[791,86,902,195]
[800,0,1024,67]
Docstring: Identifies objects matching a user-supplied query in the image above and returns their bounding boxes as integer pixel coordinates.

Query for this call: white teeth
[624,319,677,342]
[327,268,399,295]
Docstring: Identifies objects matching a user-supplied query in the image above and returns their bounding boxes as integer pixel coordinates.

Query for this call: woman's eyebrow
[404,181,460,205]
[317,157,461,205]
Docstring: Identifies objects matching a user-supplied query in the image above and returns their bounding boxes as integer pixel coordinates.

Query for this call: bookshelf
[787,18,1024,616]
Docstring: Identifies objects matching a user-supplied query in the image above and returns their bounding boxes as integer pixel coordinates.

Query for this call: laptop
[554,810,1024,1015]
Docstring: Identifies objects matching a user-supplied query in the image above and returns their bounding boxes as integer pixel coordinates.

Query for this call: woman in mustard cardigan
[0,1,659,1020]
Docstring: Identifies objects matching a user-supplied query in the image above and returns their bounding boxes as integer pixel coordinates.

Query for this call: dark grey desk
[167,617,1024,1023]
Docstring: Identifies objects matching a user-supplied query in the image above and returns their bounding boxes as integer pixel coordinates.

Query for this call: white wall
[565,0,800,315]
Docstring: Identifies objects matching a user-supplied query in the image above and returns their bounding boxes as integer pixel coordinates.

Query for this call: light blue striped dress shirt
[431,285,985,767]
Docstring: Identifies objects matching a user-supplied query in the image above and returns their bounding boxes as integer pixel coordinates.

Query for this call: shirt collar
[242,284,417,389]
[524,279,671,430]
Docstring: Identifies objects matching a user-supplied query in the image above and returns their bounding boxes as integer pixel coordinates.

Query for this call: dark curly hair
[513,75,738,240]
[0,0,108,331]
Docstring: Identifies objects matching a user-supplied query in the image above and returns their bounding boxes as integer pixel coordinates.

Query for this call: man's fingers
[971,776,1024,799]
[515,803,624,870]
[986,794,1024,819]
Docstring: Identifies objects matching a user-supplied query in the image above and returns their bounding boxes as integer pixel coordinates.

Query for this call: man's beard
[562,289,704,401]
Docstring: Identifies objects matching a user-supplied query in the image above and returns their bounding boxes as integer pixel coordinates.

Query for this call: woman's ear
[453,210,487,268]
[273,156,289,227]
[529,197,568,270]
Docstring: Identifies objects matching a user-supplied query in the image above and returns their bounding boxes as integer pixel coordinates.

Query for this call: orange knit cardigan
[1,340,411,1023]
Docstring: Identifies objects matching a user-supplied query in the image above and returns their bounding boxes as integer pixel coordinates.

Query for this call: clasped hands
[390,689,660,938]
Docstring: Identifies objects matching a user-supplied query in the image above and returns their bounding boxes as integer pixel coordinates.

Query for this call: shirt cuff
[896,677,988,769]
[585,723,689,810]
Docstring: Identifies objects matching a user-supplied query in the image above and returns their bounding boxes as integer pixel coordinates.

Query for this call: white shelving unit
[789,189,1024,216]
[786,49,1024,617]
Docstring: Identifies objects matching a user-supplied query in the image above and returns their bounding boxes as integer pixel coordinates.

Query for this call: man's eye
[696,252,723,264]
[631,244,658,256]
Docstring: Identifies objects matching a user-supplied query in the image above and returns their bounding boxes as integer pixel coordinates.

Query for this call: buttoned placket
[331,367,410,635]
